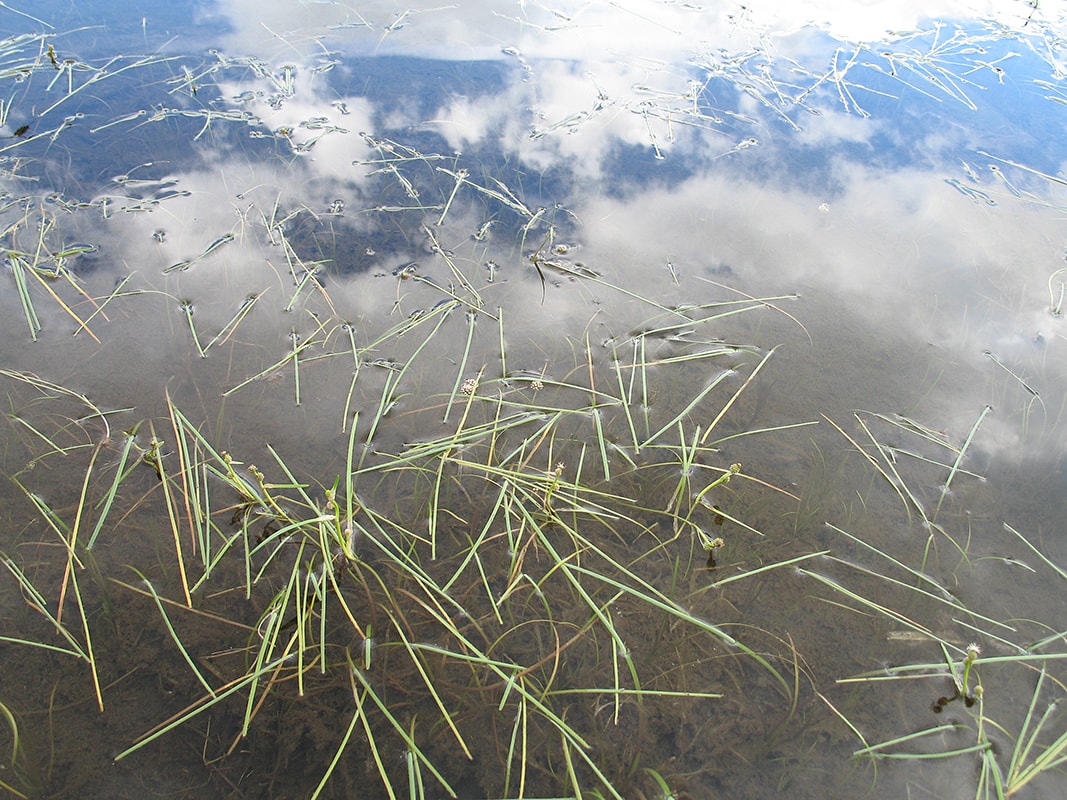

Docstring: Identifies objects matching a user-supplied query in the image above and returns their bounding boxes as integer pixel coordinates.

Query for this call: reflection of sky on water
[15,0,1059,462]
[2,2,1067,798]
[7,0,1067,685]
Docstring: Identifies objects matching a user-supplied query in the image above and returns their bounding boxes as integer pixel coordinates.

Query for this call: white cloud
[212,1,1051,63]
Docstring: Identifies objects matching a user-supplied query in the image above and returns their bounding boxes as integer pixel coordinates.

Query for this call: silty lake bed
[0,1,1066,797]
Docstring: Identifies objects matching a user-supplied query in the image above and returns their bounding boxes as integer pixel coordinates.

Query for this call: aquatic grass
[0,548,103,711]
[85,425,141,550]
[819,523,1014,633]
[33,50,176,119]
[822,412,921,521]
[709,549,830,590]
[141,427,193,607]
[113,375,799,794]
[240,574,304,740]
[163,390,209,560]
[280,245,336,316]
[395,636,612,796]
[163,231,236,279]
[422,224,483,310]
[1003,522,1067,584]
[799,567,944,644]
[4,410,89,464]
[496,306,509,381]
[0,371,116,469]
[64,540,104,710]
[9,366,802,797]
[0,378,123,713]
[852,722,987,760]
[437,166,535,222]
[361,369,402,466]
[178,300,207,357]
[3,13,1067,799]
[442,312,479,423]
[56,432,102,586]
[127,568,217,697]
[220,318,330,399]
[310,682,364,800]
[113,654,292,762]
[608,340,646,449]
[699,346,777,445]
[350,659,459,798]
[1048,267,1066,317]
[204,290,264,351]
[812,508,1067,796]
[532,248,687,318]
[842,652,1067,686]
[9,477,77,551]
[640,366,740,448]
[0,699,37,800]
[156,400,270,585]
[504,689,531,799]
[7,253,41,340]
[842,658,1067,797]
[2,244,793,797]
[110,576,257,634]
[426,368,483,559]
[998,666,1067,796]
[384,606,473,759]
[0,555,90,662]
[446,451,799,694]
[933,403,992,521]
[3,231,105,343]
[1,136,847,798]
[824,411,969,559]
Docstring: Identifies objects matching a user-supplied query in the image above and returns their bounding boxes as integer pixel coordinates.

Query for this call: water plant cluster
[1,7,1066,799]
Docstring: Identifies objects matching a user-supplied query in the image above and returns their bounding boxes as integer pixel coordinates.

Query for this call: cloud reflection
[201,0,1067,458]
[2,0,1062,463]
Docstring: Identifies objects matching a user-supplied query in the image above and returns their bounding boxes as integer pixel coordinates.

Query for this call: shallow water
[1,2,1066,798]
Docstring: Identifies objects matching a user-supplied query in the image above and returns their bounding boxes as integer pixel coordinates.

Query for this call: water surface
[1,1,1066,798]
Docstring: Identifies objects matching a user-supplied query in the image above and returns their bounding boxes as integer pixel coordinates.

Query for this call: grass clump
[0,248,813,798]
